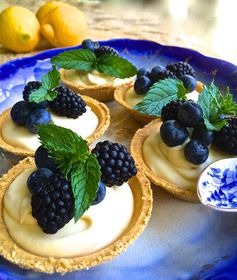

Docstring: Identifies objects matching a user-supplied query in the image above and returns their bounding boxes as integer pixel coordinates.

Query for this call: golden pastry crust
[114,81,204,126]
[0,96,110,157]
[61,69,133,102]
[0,157,152,274]
[114,82,157,125]
[131,119,199,202]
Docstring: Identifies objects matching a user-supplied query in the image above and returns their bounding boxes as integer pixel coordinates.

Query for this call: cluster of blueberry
[10,81,87,134]
[134,61,196,95]
[160,100,213,165]
[81,39,119,57]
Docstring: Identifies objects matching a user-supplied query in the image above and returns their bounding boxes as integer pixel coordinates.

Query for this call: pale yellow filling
[2,106,98,152]
[125,87,200,109]
[143,132,228,191]
[3,167,134,258]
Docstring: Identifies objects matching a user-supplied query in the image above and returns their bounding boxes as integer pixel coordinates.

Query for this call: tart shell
[61,69,132,102]
[0,157,152,274]
[131,119,199,202]
[0,96,110,157]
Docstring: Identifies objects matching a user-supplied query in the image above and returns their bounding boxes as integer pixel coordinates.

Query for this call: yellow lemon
[0,6,40,53]
[36,1,69,23]
[37,4,88,48]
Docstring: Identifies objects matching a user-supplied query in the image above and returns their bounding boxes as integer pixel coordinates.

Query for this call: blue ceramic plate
[1,39,237,280]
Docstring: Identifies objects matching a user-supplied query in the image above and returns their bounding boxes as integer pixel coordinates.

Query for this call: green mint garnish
[29,66,60,103]
[198,82,237,131]
[37,124,101,222]
[51,49,137,79]
[134,78,188,116]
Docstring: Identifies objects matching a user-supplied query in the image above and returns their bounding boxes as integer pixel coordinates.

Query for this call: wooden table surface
[0,0,236,65]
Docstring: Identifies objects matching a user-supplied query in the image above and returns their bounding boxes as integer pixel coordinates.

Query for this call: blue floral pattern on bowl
[198,158,237,211]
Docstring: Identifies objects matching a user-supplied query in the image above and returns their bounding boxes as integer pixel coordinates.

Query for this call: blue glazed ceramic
[198,158,237,211]
[1,39,237,280]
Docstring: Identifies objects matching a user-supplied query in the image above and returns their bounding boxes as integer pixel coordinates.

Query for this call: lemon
[36,1,69,23]
[37,3,88,48]
[0,6,40,53]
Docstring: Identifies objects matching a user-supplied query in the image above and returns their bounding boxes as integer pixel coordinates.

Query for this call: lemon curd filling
[1,106,98,152]
[124,87,200,109]
[143,131,228,191]
[3,167,134,258]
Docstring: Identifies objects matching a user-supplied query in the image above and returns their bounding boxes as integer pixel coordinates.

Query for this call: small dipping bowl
[197,158,237,212]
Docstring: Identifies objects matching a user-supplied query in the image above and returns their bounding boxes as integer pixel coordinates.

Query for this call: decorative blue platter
[1,39,237,280]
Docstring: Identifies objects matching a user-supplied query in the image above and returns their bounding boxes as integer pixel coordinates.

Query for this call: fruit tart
[115,61,203,125]
[131,81,237,201]
[0,67,110,157]
[0,124,152,273]
[52,39,137,102]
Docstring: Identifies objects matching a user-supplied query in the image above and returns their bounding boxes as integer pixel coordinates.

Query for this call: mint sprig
[198,82,237,131]
[37,124,101,222]
[51,49,137,79]
[134,78,188,116]
[29,66,60,103]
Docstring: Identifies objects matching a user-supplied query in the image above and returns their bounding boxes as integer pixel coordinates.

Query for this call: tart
[52,39,137,102]
[0,95,110,157]
[114,62,203,125]
[0,127,152,273]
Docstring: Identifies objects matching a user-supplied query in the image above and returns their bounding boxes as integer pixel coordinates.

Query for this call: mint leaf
[51,49,137,78]
[134,78,188,116]
[96,54,137,78]
[71,154,101,222]
[29,66,60,103]
[37,124,101,222]
[198,82,237,131]
[51,49,97,72]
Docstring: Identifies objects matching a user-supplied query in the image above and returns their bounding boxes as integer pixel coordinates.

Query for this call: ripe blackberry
[92,141,137,187]
[214,119,237,155]
[161,99,185,122]
[31,170,74,234]
[23,81,48,109]
[150,69,175,83]
[166,61,195,78]
[49,86,86,118]
[95,46,119,57]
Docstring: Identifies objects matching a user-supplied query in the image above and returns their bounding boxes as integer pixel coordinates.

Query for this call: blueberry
[137,67,151,78]
[134,76,152,95]
[26,109,51,134]
[81,39,100,52]
[10,101,32,126]
[27,168,53,195]
[184,140,209,165]
[35,145,57,171]
[160,120,188,147]
[150,65,165,82]
[192,123,214,145]
[178,101,203,127]
[179,75,197,91]
[91,182,106,205]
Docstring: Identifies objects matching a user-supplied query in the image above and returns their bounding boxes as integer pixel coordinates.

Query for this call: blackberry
[214,119,237,155]
[49,86,86,118]
[150,68,175,83]
[22,81,48,109]
[92,141,137,187]
[31,170,74,234]
[166,61,195,78]
[161,99,185,122]
[95,46,119,57]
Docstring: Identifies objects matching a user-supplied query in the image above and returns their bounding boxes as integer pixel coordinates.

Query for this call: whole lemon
[37,3,88,48]
[36,1,70,23]
[0,6,40,53]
